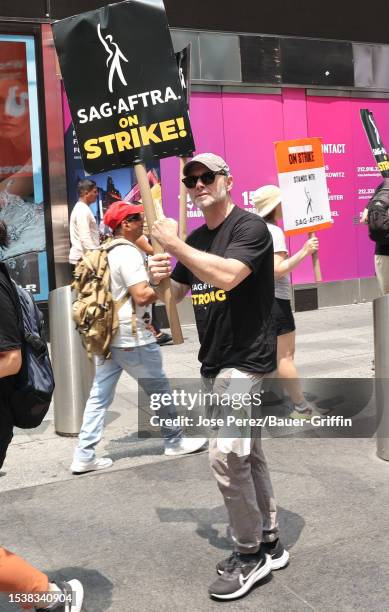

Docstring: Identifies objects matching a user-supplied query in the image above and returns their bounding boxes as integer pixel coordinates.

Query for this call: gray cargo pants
[205,367,279,554]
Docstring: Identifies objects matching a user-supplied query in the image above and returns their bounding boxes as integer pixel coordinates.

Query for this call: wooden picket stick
[179,156,188,241]
[134,162,184,344]
[308,232,322,282]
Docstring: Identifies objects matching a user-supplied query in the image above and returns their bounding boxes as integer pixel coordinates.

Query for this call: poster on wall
[0,36,48,300]
[62,89,162,229]
[275,137,332,235]
[160,91,285,238]
[53,0,195,175]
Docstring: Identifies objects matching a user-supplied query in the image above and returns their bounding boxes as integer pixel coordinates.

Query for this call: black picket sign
[53,0,195,174]
[175,44,191,110]
[360,109,389,178]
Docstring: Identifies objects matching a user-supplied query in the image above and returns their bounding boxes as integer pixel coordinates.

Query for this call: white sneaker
[64,579,84,612]
[70,457,113,474]
[38,579,84,612]
[164,437,207,456]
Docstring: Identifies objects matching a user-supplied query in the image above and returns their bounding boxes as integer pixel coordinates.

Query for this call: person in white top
[252,185,319,419]
[70,200,206,474]
[69,179,100,267]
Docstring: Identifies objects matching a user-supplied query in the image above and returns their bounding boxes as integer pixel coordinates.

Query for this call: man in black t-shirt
[149,153,289,601]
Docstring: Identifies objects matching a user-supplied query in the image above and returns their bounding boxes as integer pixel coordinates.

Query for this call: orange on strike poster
[274,137,332,236]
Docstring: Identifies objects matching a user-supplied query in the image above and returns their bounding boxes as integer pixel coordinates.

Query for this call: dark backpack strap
[6,270,45,353]
[0,263,24,341]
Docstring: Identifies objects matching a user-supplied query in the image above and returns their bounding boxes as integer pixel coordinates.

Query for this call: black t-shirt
[375,243,389,256]
[0,263,21,397]
[172,206,276,378]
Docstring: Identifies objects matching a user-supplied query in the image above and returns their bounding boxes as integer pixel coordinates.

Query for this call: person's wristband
[149,279,161,288]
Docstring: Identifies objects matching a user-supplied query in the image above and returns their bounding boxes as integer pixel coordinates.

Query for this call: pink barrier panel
[282,88,308,141]
[350,98,389,279]
[161,91,284,229]
[281,89,309,281]
[160,92,225,234]
[294,96,359,284]
[160,89,389,285]
[222,92,284,214]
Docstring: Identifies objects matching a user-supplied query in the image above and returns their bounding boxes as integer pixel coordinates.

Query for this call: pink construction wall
[161,89,389,285]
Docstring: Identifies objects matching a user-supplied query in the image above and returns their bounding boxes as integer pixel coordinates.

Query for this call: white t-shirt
[69,201,100,264]
[266,222,291,300]
[108,243,155,348]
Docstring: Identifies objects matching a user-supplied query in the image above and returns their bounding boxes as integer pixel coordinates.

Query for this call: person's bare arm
[128,281,158,307]
[135,235,154,256]
[0,349,22,378]
[274,237,319,279]
[169,243,250,291]
[151,219,251,291]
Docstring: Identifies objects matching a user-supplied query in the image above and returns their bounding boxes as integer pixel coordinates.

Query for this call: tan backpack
[71,238,136,359]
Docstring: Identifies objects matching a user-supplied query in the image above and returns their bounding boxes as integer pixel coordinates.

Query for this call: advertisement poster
[53,0,195,175]
[304,98,357,282]
[0,35,48,300]
[62,89,162,226]
[275,137,332,236]
[160,91,285,235]
[160,89,389,284]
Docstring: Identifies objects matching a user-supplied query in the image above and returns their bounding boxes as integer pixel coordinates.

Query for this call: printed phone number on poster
[357,166,380,173]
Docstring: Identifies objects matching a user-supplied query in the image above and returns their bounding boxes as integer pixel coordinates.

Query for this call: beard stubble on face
[193,178,229,211]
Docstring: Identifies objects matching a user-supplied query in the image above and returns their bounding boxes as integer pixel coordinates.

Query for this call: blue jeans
[74,342,182,462]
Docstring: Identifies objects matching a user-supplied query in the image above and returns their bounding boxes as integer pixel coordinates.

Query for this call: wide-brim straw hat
[251,185,282,217]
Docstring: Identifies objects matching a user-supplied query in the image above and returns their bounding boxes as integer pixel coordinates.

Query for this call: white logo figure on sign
[97,23,129,93]
[305,187,313,215]
[368,113,382,147]
[179,67,186,91]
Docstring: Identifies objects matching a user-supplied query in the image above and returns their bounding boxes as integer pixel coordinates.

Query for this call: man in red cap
[70,200,206,474]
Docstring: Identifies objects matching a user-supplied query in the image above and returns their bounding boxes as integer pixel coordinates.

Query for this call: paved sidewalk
[0,303,375,494]
[1,302,387,611]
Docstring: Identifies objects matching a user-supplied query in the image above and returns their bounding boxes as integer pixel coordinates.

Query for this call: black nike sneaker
[216,539,289,575]
[209,548,272,601]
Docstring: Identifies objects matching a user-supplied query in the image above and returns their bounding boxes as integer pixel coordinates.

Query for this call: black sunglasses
[125,213,143,222]
[182,170,226,189]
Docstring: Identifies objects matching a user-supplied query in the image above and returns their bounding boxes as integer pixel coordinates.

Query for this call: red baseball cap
[103,201,144,230]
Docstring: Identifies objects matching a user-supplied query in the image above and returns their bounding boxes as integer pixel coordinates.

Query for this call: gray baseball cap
[183,153,230,176]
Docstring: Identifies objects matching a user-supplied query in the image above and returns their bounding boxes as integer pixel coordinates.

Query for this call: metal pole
[49,285,95,436]
[373,294,389,460]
